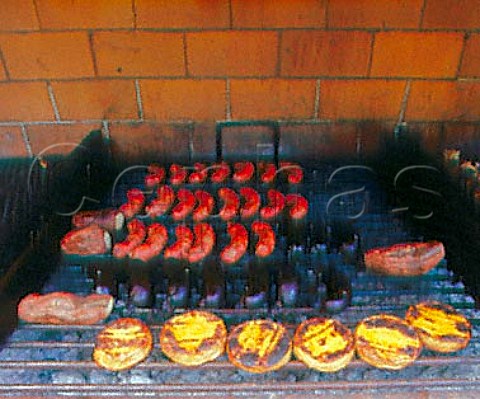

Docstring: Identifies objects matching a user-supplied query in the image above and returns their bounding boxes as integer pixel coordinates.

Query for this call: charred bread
[227,319,292,373]
[160,310,227,366]
[293,318,355,372]
[406,301,471,353]
[355,314,422,370]
[93,317,153,371]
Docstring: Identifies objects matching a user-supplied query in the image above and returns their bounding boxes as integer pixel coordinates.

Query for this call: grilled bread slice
[364,241,445,276]
[355,314,422,370]
[406,301,471,353]
[160,310,227,366]
[293,318,355,372]
[93,318,153,371]
[227,319,292,373]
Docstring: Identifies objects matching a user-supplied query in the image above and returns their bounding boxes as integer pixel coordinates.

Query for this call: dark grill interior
[0,126,479,396]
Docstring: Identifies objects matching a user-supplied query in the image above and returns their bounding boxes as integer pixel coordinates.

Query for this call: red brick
[0,0,39,31]
[0,82,54,121]
[35,0,133,29]
[93,32,185,77]
[460,34,480,77]
[51,80,138,121]
[319,80,405,120]
[423,0,480,29]
[141,79,226,121]
[328,0,423,28]
[26,123,102,156]
[230,79,316,120]
[187,31,277,77]
[406,81,480,121]
[0,32,94,79]
[0,126,28,158]
[108,122,191,163]
[231,0,326,28]
[371,32,463,78]
[281,30,372,77]
[137,0,230,29]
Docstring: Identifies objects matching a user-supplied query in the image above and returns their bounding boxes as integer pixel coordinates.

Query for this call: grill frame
[1,124,480,397]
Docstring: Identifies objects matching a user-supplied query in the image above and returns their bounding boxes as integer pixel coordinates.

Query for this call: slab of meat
[164,225,194,260]
[285,193,308,219]
[187,223,216,263]
[233,161,255,183]
[364,241,445,277]
[260,189,286,220]
[218,188,240,221]
[251,221,275,258]
[145,185,175,218]
[171,189,196,221]
[239,187,261,219]
[129,223,168,262]
[192,190,215,222]
[211,162,230,184]
[17,292,114,325]
[112,219,147,258]
[61,224,111,255]
[169,164,188,185]
[119,188,145,219]
[145,164,166,188]
[220,223,248,264]
[72,208,125,232]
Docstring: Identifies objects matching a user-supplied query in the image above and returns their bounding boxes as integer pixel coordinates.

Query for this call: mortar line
[225,79,232,121]
[397,80,411,125]
[47,82,61,121]
[324,0,330,29]
[0,47,10,80]
[132,0,138,30]
[134,79,144,120]
[419,0,428,29]
[276,30,283,77]
[88,31,99,76]
[228,0,234,29]
[367,33,376,77]
[183,33,189,76]
[456,33,469,78]
[102,120,110,140]
[314,79,321,120]
[20,124,33,158]
[31,0,42,30]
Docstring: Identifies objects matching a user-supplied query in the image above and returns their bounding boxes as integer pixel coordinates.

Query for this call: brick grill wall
[0,0,480,158]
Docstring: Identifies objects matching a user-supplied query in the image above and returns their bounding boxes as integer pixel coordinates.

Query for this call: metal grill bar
[1,379,480,396]
[1,356,479,370]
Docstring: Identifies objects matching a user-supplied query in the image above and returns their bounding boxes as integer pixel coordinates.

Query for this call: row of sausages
[144,161,303,187]
[120,186,308,222]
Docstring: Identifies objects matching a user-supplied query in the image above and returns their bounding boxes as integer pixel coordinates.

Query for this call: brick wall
[0,0,479,158]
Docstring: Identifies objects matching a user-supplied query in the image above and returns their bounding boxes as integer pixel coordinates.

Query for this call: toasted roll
[355,314,422,370]
[93,318,153,371]
[160,310,227,366]
[227,319,292,373]
[406,301,471,353]
[293,318,354,372]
